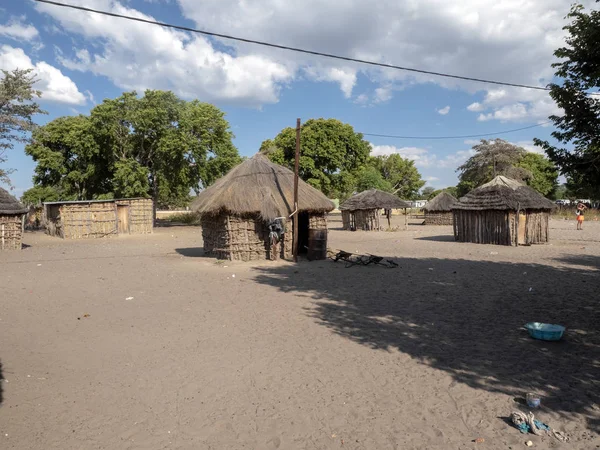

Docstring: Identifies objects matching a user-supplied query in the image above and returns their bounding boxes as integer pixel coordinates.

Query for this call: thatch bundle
[340,189,411,211]
[191,154,333,261]
[452,176,555,246]
[192,154,334,221]
[423,191,458,225]
[1,187,28,250]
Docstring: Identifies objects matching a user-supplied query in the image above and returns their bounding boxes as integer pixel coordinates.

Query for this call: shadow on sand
[252,253,600,432]
[0,360,4,405]
[175,247,207,258]
[415,235,457,242]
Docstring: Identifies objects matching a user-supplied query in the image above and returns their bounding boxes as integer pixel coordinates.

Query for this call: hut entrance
[296,212,309,254]
[517,212,527,245]
[117,205,130,234]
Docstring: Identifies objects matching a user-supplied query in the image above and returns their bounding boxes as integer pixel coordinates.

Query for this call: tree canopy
[456,139,558,197]
[259,118,371,198]
[534,3,600,199]
[0,69,46,186]
[25,90,241,209]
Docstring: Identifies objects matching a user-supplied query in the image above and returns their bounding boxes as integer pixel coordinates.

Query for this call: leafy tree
[369,154,425,200]
[0,69,46,185]
[21,185,61,206]
[354,165,392,193]
[534,3,600,199]
[554,184,568,200]
[457,139,531,196]
[516,152,559,197]
[420,186,436,200]
[260,118,371,197]
[26,90,241,210]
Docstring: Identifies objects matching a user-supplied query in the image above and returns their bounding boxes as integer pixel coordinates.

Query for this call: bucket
[307,228,327,261]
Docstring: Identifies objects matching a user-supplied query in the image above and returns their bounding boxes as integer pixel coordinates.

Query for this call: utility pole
[293,118,301,262]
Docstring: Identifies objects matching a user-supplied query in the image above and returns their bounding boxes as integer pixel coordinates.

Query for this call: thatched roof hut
[452,176,556,246]
[339,189,411,231]
[423,191,457,225]
[192,154,334,261]
[1,187,28,250]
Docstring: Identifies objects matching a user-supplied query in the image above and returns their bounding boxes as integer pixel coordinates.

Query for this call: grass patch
[163,212,201,225]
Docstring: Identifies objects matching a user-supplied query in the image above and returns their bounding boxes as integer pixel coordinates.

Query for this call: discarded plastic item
[528,287,533,292]
[524,322,565,341]
[125,296,134,301]
[490,251,498,255]
[526,393,541,408]
[232,274,235,278]
[37,264,42,266]
[526,441,533,447]
[512,411,550,436]
[474,437,485,443]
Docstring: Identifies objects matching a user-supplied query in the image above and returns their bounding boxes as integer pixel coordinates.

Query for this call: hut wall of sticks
[192,154,334,261]
[340,189,411,231]
[0,188,28,251]
[423,192,458,225]
[452,176,555,246]
[43,198,153,239]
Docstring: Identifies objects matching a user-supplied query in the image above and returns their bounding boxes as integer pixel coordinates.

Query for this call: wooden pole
[404,208,408,230]
[293,118,301,262]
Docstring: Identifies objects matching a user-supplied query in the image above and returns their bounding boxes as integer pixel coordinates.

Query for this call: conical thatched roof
[453,176,556,211]
[423,191,457,212]
[0,187,28,215]
[191,154,334,221]
[340,189,411,211]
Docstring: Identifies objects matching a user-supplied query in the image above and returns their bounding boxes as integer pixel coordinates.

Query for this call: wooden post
[404,208,408,230]
[293,118,301,262]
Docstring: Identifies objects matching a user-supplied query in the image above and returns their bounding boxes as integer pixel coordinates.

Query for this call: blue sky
[1,0,580,198]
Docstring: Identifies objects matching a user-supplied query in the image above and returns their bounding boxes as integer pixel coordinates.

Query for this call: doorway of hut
[117,205,130,234]
[296,212,309,254]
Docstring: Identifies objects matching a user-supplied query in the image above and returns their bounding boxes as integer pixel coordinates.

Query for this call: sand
[0,215,599,449]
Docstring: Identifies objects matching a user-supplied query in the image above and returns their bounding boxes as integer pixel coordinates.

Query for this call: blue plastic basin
[525,322,565,341]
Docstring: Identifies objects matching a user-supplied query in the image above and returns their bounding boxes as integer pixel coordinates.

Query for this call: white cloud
[354,93,369,106]
[426,176,439,181]
[464,139,480,146]
[374,87,393,104]
[467,102,484,112]
[0,16,39,41]
[0,45,86,105]
[303,66,357,98]
[370,143,475,171]
[436,105,450,115]
[511,140,545,154]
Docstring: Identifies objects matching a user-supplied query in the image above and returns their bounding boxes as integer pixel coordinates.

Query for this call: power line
[32,0,559,93]
[362,121,552,140]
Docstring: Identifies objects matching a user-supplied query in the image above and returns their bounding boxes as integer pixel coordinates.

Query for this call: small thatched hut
[452,176,556,246]
[43,198,153,239]
[0,187,28,250]
[423,191,458,225]
[340,189,411,231]
[191,154,334,261]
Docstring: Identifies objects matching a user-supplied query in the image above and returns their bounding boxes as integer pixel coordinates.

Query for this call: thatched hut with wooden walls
[0,188,28,250]
[191,154,334,261]
[452,176,556,246]
[423,191,457,225]
[43,198,153,239]
[340,189,411,231]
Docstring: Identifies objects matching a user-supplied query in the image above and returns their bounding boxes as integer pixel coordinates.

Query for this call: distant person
[576,202,586,230]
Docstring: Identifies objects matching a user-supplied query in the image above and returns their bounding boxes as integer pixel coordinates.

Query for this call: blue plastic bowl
[525,322,565,341]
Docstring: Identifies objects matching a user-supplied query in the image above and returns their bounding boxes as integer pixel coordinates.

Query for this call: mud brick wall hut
[340,189,411,231]
[423,191,458,225]
[452,176,555,246]
[191,154,334,261]
[0,187,28,250]
[43,198,153,239]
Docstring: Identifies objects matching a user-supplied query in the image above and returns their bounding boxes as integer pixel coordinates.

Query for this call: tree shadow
[175,247,207,258]
[252,255,600,432]
[553,254,600,270]
[0,359,3,405]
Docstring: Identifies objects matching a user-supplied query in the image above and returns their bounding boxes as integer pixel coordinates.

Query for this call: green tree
[370,154,425,200]
[0,69,46,185]
[534,3,600,199]
[354,165,392,193]
[428,186,459,200]
[516,153,559,197]
[260,118,371,197]
[457,139,531,196]
[21,185,61,206]
[420,186,436,200]
[26,90,241,210]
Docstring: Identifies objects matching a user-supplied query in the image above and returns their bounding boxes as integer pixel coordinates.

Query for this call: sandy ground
[1,215,599,450]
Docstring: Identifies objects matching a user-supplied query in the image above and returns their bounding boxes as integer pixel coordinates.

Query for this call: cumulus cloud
[0,16,39,41]
[303,66,357,98]
[437,105,450,115]
[467,102,484,112]
[0,45,86,105]
[370,143,475,170]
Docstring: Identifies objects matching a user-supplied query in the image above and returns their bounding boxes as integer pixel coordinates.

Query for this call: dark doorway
[297,212,309,254]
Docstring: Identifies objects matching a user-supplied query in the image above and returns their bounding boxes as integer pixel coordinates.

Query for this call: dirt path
[1,218,598,449]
